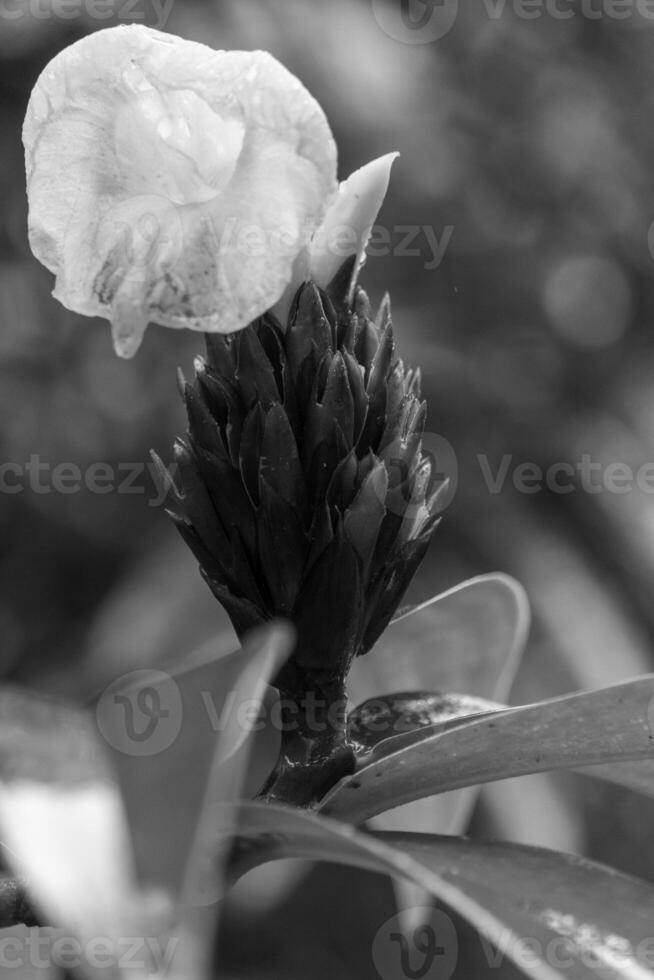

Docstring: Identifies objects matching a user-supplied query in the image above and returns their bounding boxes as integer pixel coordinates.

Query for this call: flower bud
[164,260,440,682]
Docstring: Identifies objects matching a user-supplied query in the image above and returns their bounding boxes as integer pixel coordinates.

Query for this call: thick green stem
[258,667,356,807]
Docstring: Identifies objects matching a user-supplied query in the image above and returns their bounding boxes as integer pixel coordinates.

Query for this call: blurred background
[2,0,654,977]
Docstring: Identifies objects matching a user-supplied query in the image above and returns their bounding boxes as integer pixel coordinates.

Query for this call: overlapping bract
[166,267,441,674]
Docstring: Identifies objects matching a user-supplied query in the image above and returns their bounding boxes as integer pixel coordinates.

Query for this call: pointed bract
[168,263,440,684]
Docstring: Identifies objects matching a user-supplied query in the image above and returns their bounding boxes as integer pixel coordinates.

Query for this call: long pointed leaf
[348,574,529,840]
[96,622,293,980]
[349,573,529,704]
[322,675,654,822]
[224,802,654,980]
[350,575,530,920]
[355,693,654,808]
[98,622,293,899]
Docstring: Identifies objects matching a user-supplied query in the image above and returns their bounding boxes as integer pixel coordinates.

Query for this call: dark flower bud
[159,260,442,803]
[163,259,440,680]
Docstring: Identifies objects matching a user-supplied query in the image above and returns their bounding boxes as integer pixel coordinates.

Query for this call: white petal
[0,689,157,979]
[24,26,337,355]
[309,152,399,301]
[0,783,135,940]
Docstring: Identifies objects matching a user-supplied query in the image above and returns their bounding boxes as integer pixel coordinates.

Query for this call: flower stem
[259,666,356,807]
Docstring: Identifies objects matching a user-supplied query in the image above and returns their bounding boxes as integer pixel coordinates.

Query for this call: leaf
[323,675,654,823]
[350,573,529,705]
[0,624,292,980]
[352,574,529,930]
[81,535,238,698]
[576,759,654,800]
[97,622,293,980]
[224,801,654,980]
[347,692,502,759]
[479,773,586,854]
[350,689,654,827]
[347,691,503,934]
[349,574,529,839]
[98,622,293,901]
[0,687,148,978]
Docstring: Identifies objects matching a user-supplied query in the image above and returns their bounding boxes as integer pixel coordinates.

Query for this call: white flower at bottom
[23,25,337,357]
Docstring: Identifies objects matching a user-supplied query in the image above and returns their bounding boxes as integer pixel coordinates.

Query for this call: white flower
[23,25,337,357]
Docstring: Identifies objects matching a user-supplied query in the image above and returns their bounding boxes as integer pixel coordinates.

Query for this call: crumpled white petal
[23,25,337,356]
